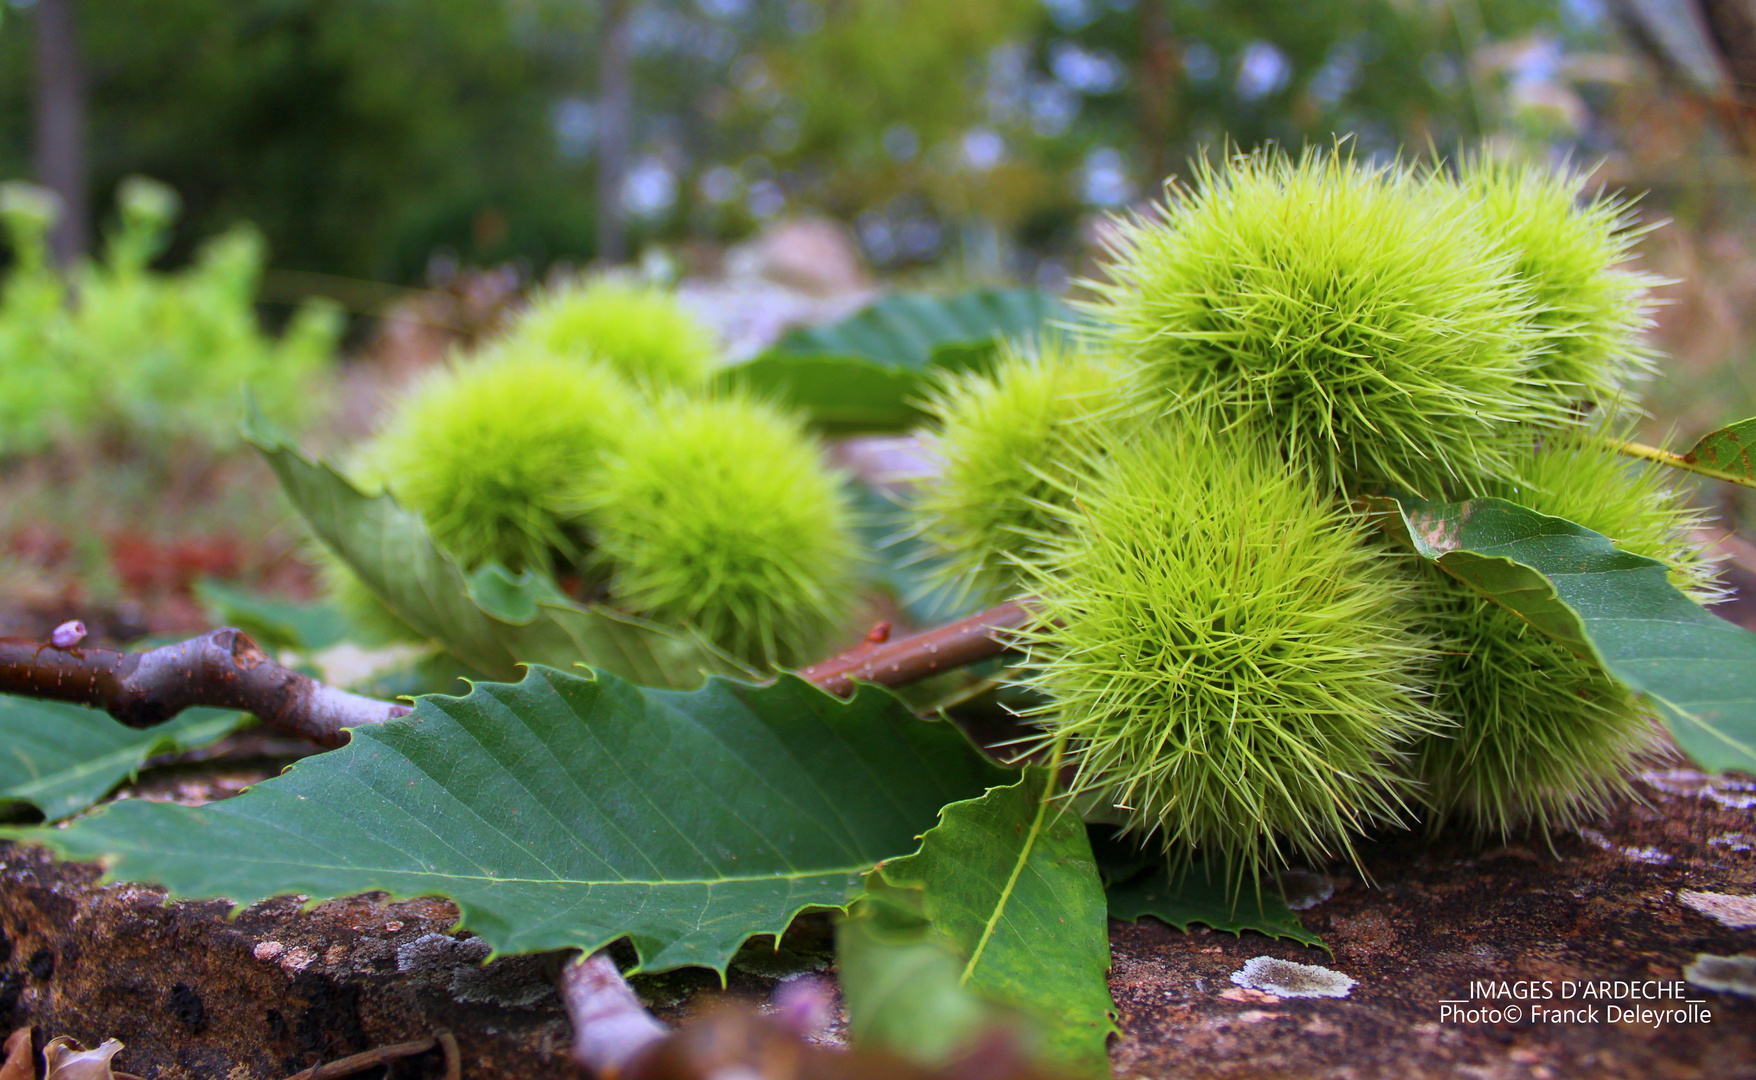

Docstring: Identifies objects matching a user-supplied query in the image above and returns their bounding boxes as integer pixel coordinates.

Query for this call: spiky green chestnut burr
[580,393,863,668]
[506,277,717,387]
[362,344,644,574]
[1448,154,1659,408]
[912,340,1130,601]
[1092,147,1560,497]
[1414,430,1718,839]
[1017,429,1439,884]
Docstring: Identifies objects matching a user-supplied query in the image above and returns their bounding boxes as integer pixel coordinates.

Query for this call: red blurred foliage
[106,533,242,595]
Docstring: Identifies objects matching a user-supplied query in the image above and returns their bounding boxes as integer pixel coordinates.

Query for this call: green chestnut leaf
[843,768,1116,1077]
[1369,493,1756,776]
[1618,415,1756,491]
[0,698,242,822]
[14,667,1009,974]
[725,288,1079,432]
[1104,860,1324,951]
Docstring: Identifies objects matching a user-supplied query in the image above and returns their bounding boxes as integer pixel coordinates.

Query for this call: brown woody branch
[0,627,409,748]
[796,599,1041,697]
[0,599,1041,754]
[558,950,672,1076]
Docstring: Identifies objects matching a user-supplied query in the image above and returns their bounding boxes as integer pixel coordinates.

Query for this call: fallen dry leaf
[41,1038,124,1080]
[0,1028,34,1080]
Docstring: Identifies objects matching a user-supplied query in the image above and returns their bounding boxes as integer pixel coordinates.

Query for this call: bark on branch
[796,600,1041,697]
[0,599,1040,753]
[0,627,409,748]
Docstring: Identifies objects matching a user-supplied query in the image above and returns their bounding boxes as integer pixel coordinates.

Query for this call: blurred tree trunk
[1137,0,1178,191]
[33,0,89,266]
[597,0,634,265]
[1692,0,1756,149]
[1609,0,1756,153]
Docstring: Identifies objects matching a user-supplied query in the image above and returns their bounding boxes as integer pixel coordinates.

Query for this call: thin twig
[797,600,1042,697]
[282,1036,438,1080]
[1611,436,1756,489]
[0,628,409,748]
[559,950,669,1077]
[0,597,1044,746]
[437,1030,462,1080]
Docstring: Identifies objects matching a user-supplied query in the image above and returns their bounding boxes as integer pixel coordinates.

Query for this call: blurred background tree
[2,0,602,281]
[0,0,1668,285]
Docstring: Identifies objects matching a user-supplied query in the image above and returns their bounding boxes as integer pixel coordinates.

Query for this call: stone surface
[0,770,1748,1078]
[0,851,583,1079]
[0,847,836,1078]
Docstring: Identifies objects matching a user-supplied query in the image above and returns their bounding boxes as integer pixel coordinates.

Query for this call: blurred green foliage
[0,0,1606,282]
[0,176,340,458]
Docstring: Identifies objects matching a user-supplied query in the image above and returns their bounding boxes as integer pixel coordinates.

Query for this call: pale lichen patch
[396,931,490,973]
[1678,890,1756,929]
[1230,956,1355,999]
[1277,869,1334,911]
[1576,828,1671,864]
[1640,769,1756,810]
[1684,954,1756,997]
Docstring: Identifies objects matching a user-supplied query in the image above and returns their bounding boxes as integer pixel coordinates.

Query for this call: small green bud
[505,277,717,388]
[912,340,1130,601]
[116,176,181,232]
[361,343,644,574]
[581,393,863,669]
[0,182,60,269]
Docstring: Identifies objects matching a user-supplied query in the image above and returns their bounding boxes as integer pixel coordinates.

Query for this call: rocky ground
[0,766,1748,1079]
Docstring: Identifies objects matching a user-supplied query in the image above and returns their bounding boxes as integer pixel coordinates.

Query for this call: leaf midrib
[960,771,1053,985]
[97,846,872,889]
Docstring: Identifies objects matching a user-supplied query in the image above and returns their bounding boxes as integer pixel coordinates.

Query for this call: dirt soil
[1107,768,1755,1079]
[0,769,1750,1080]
